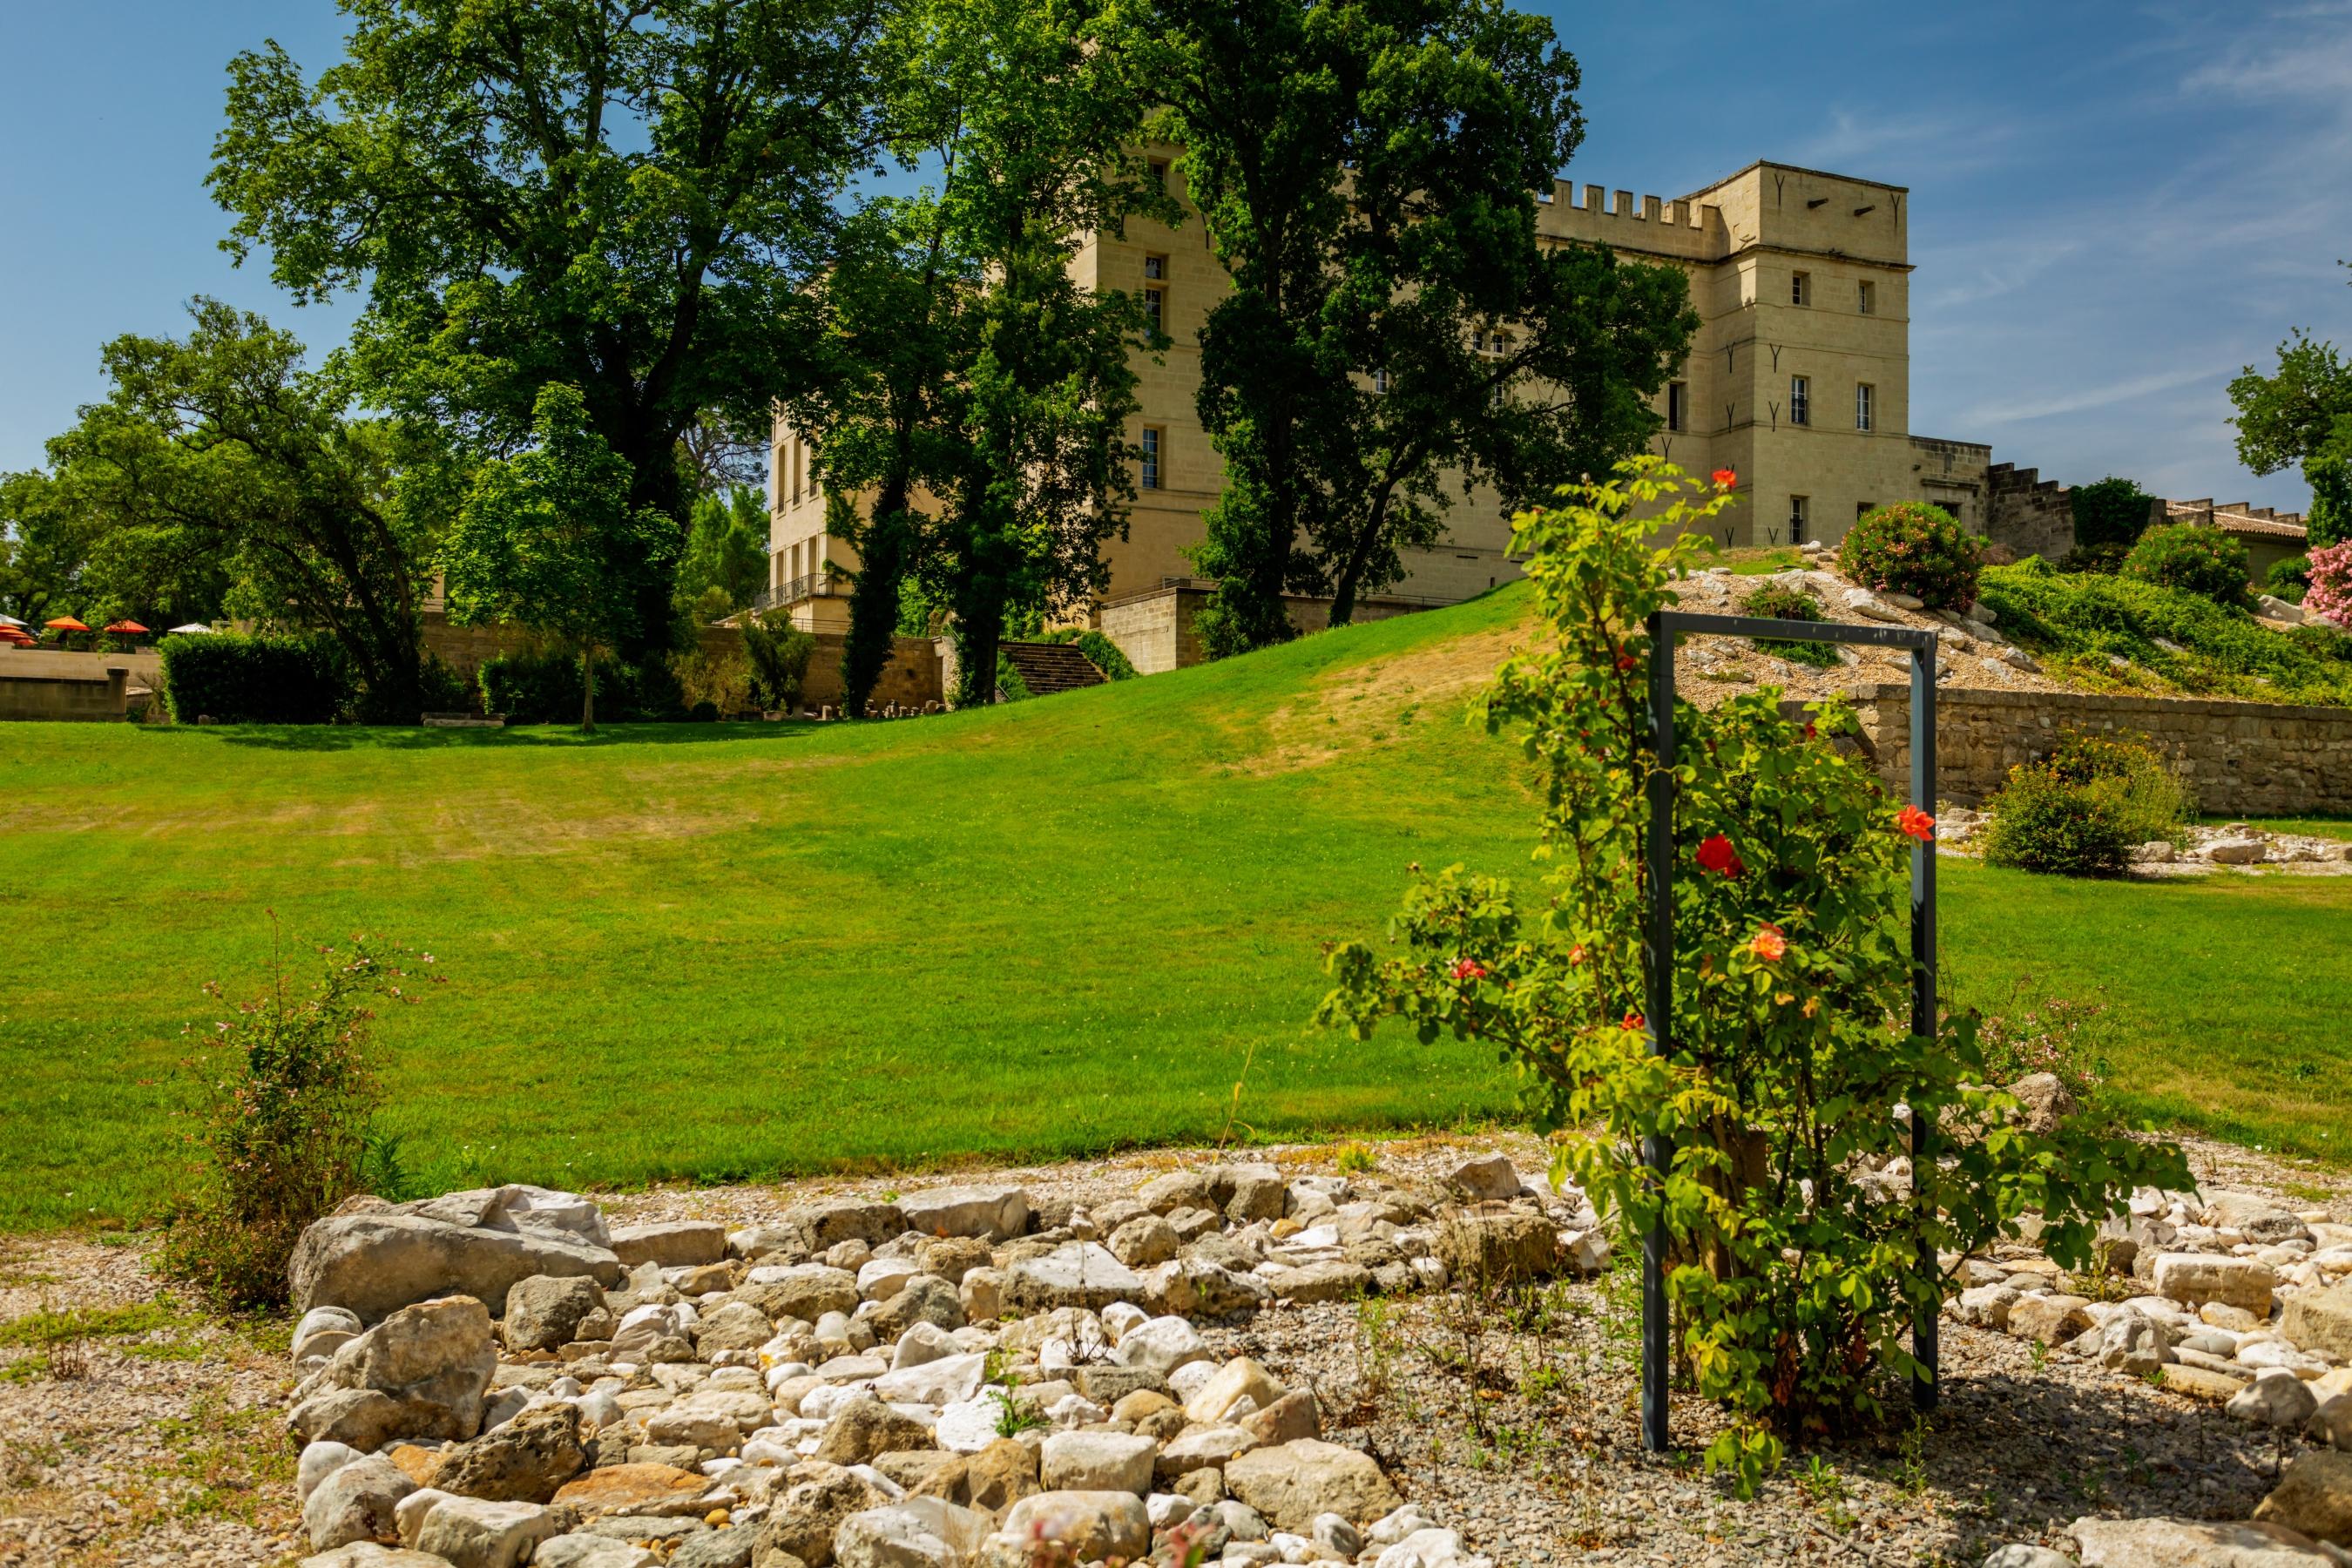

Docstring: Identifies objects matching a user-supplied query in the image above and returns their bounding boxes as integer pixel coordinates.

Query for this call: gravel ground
[3,1131,2345,1568]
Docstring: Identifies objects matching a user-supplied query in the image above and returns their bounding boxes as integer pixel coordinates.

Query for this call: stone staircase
[1000,640,1109,697]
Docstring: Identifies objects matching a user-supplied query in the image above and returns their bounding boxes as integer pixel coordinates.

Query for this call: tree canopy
[211,0,888,654]
[442,383,681,730]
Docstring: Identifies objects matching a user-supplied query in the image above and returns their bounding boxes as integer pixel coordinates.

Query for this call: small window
[1855,382,1875,432]
[1791,271,1810,307]
[1789,495,1809,543]
[1372,368,1389,395]
[1857,280,1876,315]
[1143,254,1166,335]
[1140,426,1163,490]
[1789,375,1810,427]
[1666,381,1686,433]
[1148,159,1169,192]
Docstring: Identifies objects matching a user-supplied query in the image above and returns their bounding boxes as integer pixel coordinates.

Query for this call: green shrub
[1734,580,1840,667]
[2070,476,2156,551]
[479,651,683,724]
[1977,558,2352,706]
[1983,764,2134,876]
[159,632,349,724]
[2123,524,2250,607]
[995,652,1034,702]
[1042,627,1139,680]
[2266,554,2311,603]
[741,612,818,711]
[2044,731,2193,846]
[1838,502,1983,610]
[2058,540,2130,576]
[1319,458,2186,1495]
[156,935,431,1309]
[417,654,475,714]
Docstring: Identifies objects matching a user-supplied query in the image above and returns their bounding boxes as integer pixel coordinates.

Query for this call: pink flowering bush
[1317,459,2186,1493]
[2308,540,2352,626]
[1839,501,1984,610]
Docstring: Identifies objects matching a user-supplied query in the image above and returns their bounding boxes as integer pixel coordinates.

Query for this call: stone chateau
[755,156,2285,675]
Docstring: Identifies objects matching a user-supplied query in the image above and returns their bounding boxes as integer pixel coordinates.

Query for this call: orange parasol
[102,620,150,634]
[45,617,91,632]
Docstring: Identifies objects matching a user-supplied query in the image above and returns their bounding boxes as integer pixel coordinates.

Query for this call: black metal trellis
[1639,609,1940,1455]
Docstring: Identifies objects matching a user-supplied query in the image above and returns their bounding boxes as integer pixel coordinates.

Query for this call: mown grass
[0,579,2342,1229]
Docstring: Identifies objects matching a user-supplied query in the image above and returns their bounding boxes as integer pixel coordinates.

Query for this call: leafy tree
[2305,443,2352,550]
[676,488,770,616]
[0,470,104,625]
[2068,476,2155,552]
[25,301,430,716]
[2228,330,2352,476]
[442,384,680,731]
[787,0,1162,711]
[676,413,771,499]
[211,0,887,657]
[1150,0,1682,649]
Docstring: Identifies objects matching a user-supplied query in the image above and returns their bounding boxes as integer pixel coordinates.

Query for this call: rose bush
[1838,501,1983,610]
[1318,459,2186,1492]
[2308,540,2352,626]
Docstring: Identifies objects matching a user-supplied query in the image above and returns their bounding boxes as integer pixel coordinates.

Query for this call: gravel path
[3,1131,2344,1568]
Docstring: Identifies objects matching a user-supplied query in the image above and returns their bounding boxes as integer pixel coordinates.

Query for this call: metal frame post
[1635,610,1939,1451]
[1640,611,1675,1455]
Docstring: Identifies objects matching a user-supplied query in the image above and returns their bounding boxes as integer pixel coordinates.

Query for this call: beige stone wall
[797,633,943,712]
[1848,683,2352,816]
[1095,582,1427,673]
[0,667,132,721]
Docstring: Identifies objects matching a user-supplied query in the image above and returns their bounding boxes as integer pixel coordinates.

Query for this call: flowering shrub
[2308,541,2352,626]
[1984,731,2191,875]
[1317,459,2186,1492]
[158,932,438,1308]
[1838,502,1983,610]
[2122,523,2250,608]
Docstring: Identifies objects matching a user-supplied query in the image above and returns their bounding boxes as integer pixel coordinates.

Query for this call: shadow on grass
[193,720,832,753]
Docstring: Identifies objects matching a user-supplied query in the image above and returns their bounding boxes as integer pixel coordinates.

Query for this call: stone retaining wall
[0,666,132,721]
[1848,683,2352,815]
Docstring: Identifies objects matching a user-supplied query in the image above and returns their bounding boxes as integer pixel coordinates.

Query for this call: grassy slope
[0,582,2343,1230]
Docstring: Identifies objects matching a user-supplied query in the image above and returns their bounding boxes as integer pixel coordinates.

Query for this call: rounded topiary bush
[1838,502,1983,610]
[1982,763,2133,877]
[2122,524,2250,607]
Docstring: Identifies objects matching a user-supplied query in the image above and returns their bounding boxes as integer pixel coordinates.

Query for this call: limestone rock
[1223,1440,1402,1531]
[868,1275,965,1339]
[610,1222,728,1269]
[1138,1172,1217,1216]
[2072,1515,2343,1565]
[872,1351,987,1409]
[2231,1370,2322,1430]
[429,1402,585,1504]
[2311,1393,2352,1452]
[551,1463,713,1517]
[998,1490,1151,1565]
[957,1267,1004,1323]
[2254,1450,2352,1549]
[503,1276,605,1354]
[691,1301,776,1356]
[896,1186,1031,1242]
[2204,1192,2314,1246]
[2006,1294,2095,1346]
[835,1497,993,1568]
[743,1264,861,1323]
[1436,1212,1558,1284]
[1040,1429,1157,1495]
[2004,1073,2075,1136]
[291,1213,623,1324]
[1374,1527,1469,1567]
[533,1537,660,1568]
[782,1200,906,1253]
[758,1467,886,1568]
[1240,1391,1320,1447]
[964,1438,1041,1512]
[1155,1425,1259,1479]
[1263,1260,1373,1305]
[2154,1254,2281,1314]
[1981,1550,2073,1568]
[1222,1166,1288,1224]
[1444,1153,1523,1203]
[411,1497,563,1568]
[1184,1358,1287,1425]
[2284,1282,2352,1361]
[299,1440,365,1505]
[305,1454,416,1551]
[815,1399,937,1467]
[674,1531,757,1568]
[1004,1243,1145,1312]
[300,1547,458,1568]
[1112,1315,1211,1375]
[292,1296,500,1450]
[1108,1215,1181,1268]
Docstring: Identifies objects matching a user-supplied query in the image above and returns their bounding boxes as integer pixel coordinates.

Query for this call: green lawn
[0,583,2342,1231]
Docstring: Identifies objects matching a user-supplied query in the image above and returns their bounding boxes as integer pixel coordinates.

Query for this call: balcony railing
[747,571,844,612]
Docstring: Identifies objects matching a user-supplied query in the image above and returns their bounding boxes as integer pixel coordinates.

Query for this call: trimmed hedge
[478,651,686,725]
[1838,502,1983,610]
[2122,523,2249,607]
[159,633,349,724]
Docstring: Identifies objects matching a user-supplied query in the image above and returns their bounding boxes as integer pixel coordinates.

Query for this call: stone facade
[1848,683,2352,816]
[1096,581,1432,676]
[765,156,1995,659]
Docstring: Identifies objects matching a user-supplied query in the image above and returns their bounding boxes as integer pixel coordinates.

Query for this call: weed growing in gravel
[137,1387,292,1529]
[990,1389,1047,1437]
[1334,1141,1380,1176]
[0,1302,183,1347]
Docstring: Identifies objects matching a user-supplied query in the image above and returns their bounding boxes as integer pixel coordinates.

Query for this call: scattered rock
[2155,1254,2281,1313]
[410,1497,563,1568]
[503,1275,605,1354]
[2072,1514,2345,1565]
[2254,1450,2352,1548]
[304,1454,416,1551]
[550,1463,713,1517]
[997,1490,1151,1564]
[609,1221,728,1269]
[1041,1430,1157,1496]
[291,1207,623,1324]
[896,1186,1031,1241]
[1003,1243,1145,1312]
[2230,1369,2322,1430]
[429,1402,585,1504]
[1222,1440,1402,1531]
[1444,1154,1522,1203]
[2284,1282,2352,1360]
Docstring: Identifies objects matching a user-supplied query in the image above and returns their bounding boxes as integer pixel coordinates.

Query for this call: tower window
[1791,271,1810,307]
[1143,255,1166,335]
[1855,382,1875,432]
[1666,381,1686,432]
[1789,495,1809,543]
[1789,375,1810,427]
[1858,280,1876,315]
[1140,426,1163,490]
[1148,159,1169,192]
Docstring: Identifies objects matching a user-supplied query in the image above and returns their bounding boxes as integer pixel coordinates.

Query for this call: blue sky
[4,1,2349,509]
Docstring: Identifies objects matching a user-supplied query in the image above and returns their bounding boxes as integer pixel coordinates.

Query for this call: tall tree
[1150,0,1689,648]
[2228,329,2352,547]
[442,384,680,731]
[211,0,887,656]
[675,486,771,612]
[0,470,105,626]
[786,0,1163,712]
[25,301,431,714]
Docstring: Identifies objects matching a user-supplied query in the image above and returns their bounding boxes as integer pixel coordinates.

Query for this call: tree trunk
[842,483,913,720]
[579,645,598,734]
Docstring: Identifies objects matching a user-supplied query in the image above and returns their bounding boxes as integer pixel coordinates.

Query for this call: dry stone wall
[1850,683,2352,815]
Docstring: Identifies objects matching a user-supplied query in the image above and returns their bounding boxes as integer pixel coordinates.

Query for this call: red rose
[1712,469,1737,490]
[1896,805,1936,842]
[1750,923,1788,962]
[1450,957,1489,983]
[1624,1011,1646,1031]
[1695,834,1744,877]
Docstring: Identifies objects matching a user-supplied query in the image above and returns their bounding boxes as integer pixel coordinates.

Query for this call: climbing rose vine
[1317,458,2187,1493]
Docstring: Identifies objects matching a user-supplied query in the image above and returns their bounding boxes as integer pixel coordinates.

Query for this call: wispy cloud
[1959,366,2234,427]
